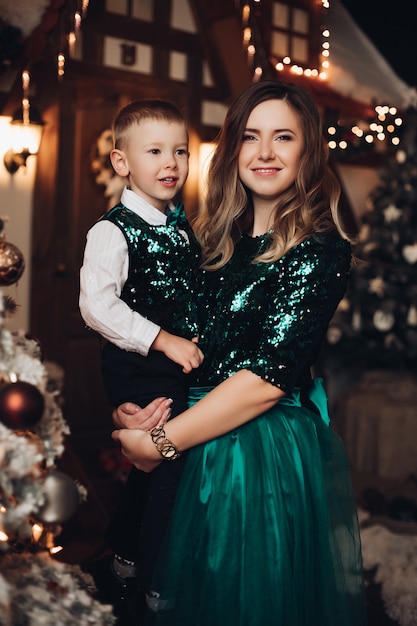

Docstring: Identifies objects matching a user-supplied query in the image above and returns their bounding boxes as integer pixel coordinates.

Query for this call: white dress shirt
[79,187,179,355]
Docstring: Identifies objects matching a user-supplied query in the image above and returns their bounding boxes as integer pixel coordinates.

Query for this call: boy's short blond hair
[113,100,187,150]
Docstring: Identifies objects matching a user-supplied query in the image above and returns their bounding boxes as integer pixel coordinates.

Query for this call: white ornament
[327,326,342,345]
[383,204,401,223]
[368,276,386,297]
[407,305,417,327]
[352,308,361,331]
[403,243,417,265]
[396,150,407,164]
[373,309,395,332]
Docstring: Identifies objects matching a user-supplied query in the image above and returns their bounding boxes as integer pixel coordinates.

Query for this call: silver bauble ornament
[0,240,25,286]
[37,470,80,524]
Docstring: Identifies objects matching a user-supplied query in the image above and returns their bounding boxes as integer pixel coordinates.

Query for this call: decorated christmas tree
[0,223,115,624]
[324,107,417,371]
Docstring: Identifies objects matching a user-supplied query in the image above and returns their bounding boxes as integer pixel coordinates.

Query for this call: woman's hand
[112,427,163,472]
[112,397,173,430]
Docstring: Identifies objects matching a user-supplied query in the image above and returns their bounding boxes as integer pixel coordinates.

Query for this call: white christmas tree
[0,282,115,625]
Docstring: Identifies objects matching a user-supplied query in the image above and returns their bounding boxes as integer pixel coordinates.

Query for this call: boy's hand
[112,397,173,430]
[151,330,204,373]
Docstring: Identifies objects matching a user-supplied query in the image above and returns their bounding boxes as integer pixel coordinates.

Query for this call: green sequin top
[102,204,200,339]
[195,231,351,392]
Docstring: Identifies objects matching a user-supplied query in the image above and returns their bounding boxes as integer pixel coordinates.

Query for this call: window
[271,2,309,65]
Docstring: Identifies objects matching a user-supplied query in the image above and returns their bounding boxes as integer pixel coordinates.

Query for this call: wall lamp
[3,106,45,175]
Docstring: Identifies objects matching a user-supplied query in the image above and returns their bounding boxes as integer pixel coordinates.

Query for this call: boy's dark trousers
[101,343,190,595]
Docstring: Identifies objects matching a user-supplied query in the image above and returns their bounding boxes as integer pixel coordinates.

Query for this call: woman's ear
[110,149,129,177]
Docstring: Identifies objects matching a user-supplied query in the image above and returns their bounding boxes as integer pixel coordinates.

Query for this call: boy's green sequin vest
[101,204,200,338]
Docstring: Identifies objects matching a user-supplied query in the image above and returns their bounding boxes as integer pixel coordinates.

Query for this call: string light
[239,0,404,155]
[51,2,90,78]
[0,505,8,542]
[327,105,403,155]
[242,4,250,24]
[68,32,76,56]
[57,53,65,77]
[82,0,90,16]
[74,12,82,33]
[32,523,43,542]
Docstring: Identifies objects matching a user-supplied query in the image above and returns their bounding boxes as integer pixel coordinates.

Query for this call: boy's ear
[110,149,129,177]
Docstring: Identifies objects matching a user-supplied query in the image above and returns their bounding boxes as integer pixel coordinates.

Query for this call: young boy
[79,100,203,623]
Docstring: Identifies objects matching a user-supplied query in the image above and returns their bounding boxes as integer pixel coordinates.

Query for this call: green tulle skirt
[145,379,367,626]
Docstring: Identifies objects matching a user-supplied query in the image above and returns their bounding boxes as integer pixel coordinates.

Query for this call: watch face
[159,441,180,460]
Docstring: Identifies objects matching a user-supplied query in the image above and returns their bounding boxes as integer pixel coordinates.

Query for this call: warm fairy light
[20,71,31,125]
[242,4,250,23]
[50,545,63,554]
[241,0,402,156]
[68,32,76,56]
[0,509,8,542]
[32,523,43,542]
[22,71,30,92]
[75,12,82,32]
[243,27,251,45]
[82,0,89,15]
[10,372,17,383]
[58,53,65,77]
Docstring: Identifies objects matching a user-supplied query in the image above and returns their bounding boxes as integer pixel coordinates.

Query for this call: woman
[113,80,367,626]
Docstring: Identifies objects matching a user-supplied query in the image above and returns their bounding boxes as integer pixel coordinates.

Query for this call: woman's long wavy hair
[192,80,348,270]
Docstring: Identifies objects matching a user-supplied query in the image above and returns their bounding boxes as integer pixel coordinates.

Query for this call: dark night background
[342,0,416,87]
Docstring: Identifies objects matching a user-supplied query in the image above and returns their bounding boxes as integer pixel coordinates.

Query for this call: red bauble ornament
[0,381,45,429]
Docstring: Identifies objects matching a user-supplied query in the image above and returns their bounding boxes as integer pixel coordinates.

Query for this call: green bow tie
[166,202,187,228]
